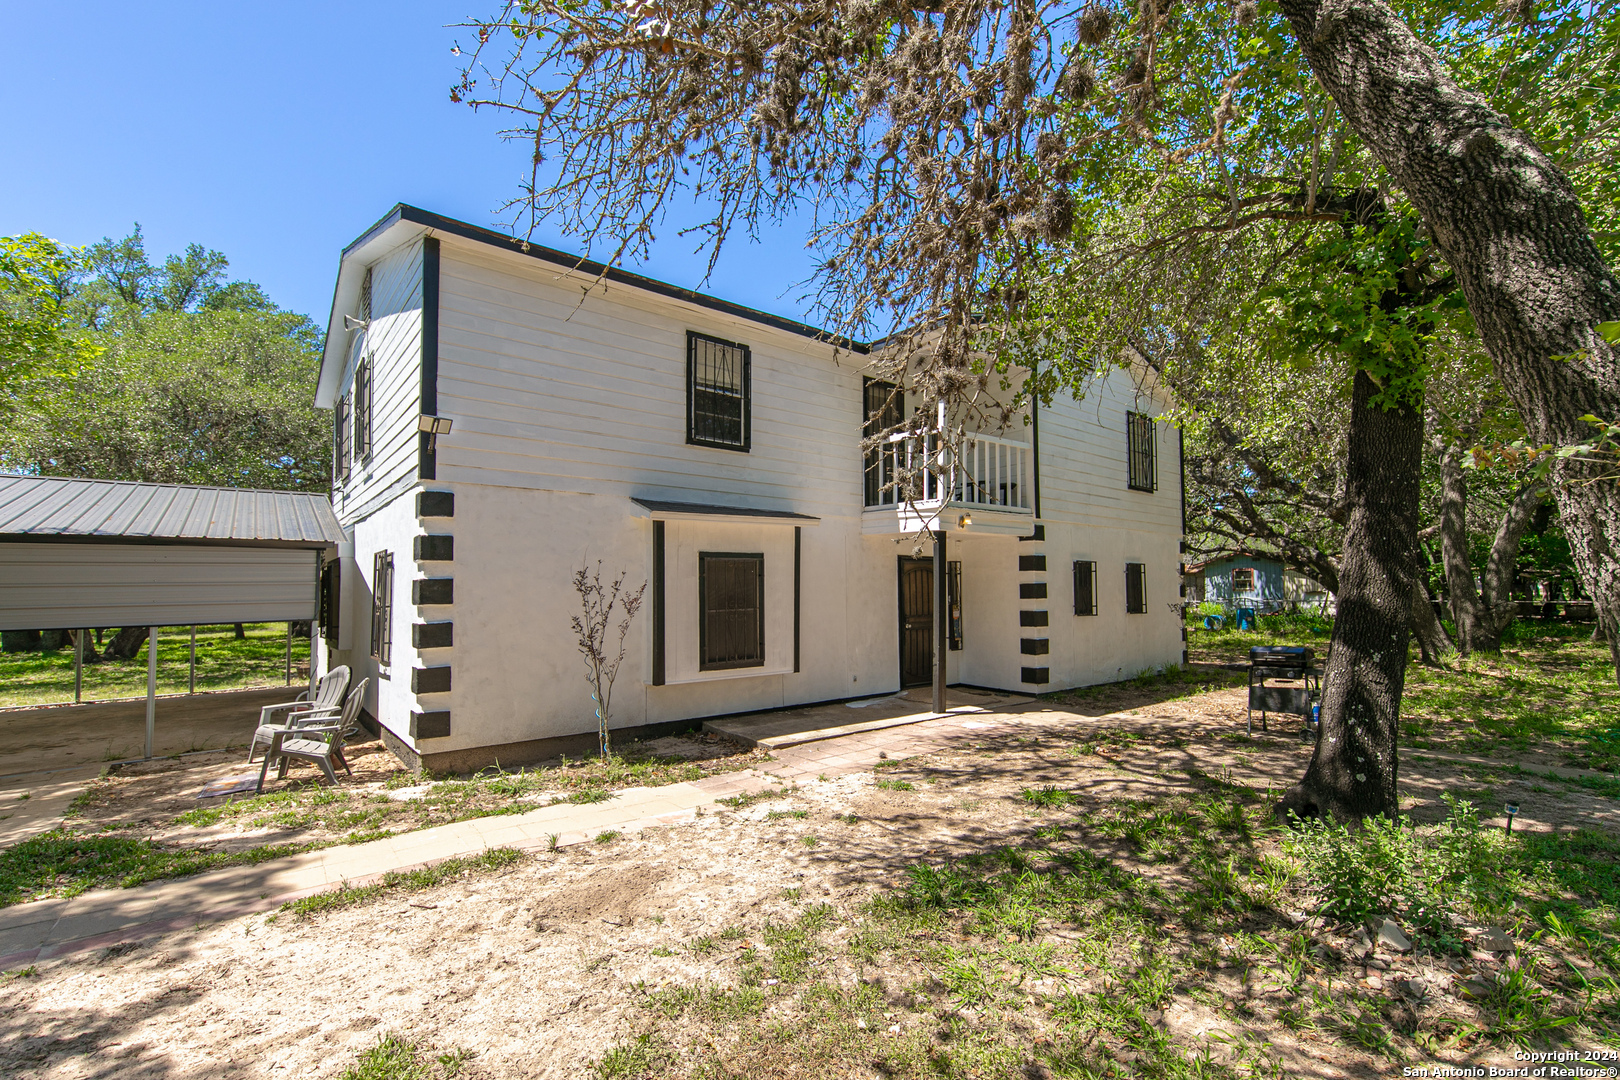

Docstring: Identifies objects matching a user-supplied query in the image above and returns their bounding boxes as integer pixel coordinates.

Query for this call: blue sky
[1,1,821,326]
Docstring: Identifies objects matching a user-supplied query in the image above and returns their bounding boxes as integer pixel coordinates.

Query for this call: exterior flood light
[417,414,453,450]
[1505,802,1519,834]
[958,513,972,529]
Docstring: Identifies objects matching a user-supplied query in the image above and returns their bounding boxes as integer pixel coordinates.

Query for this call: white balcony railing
[863,431,1032,512]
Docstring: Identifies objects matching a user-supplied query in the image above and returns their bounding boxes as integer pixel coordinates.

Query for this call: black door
[898,557,933,687]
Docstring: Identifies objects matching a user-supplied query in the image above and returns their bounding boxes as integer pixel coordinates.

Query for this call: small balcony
[861,430,1035,536]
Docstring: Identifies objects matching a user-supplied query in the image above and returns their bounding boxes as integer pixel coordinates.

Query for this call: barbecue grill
[1247,646,1321,737]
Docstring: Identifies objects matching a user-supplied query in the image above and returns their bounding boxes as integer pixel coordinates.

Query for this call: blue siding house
[1187,552,1287,612]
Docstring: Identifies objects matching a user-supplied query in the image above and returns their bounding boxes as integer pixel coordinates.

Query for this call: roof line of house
[344,204,873,354]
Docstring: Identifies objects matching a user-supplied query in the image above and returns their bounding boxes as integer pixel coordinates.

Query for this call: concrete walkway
[0,702,1046,970]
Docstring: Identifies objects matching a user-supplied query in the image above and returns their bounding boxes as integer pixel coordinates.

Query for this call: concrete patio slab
[704,687,1031,749]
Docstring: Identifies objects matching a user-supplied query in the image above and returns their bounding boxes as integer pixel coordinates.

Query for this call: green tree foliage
[0,227,328,492]
[0,234,96,390]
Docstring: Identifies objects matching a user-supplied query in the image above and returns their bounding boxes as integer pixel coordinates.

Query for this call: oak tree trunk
[1278,0,1620,683]
[1278,371,1423,821]
[1480,480,1544,640]
[1411,583,1454,665]
[104,626,148,660]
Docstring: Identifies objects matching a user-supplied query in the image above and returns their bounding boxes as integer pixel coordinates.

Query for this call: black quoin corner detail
[1020,638,1050,655]
[413,622,454,649]
[1018,554,1046,572]
[412,666,452,694]
[419,236,441,480]
[414,534,454,561]
[1020,610,1049,627]
[411,711,451,739]
[413,578,453,605]
[652,520,666,686]
[417,490,455,518]
[1019,582,1047,600]
[1021,667,1051,684]
[1019,523,1045,542]
[793,526,802,674]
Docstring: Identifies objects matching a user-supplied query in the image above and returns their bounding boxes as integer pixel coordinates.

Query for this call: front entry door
[898,557,933,687]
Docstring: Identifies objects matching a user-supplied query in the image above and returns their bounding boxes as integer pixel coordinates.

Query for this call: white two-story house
[313,205,1186,773]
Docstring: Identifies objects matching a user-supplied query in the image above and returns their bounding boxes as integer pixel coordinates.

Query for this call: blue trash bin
[1235,607,1256,631]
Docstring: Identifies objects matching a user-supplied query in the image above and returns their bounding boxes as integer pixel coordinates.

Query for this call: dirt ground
[2,684,1614,1079]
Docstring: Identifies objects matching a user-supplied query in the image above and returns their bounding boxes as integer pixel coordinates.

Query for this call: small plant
[595,1032,670,1079]
[546,832,561,852]
[1020,785,1079,808]
[875,778,914,792]
[337,1033,434,1080]
[800,834,819,847]
[566,787,614,805]
[572,562,647,760]
[766,808,809,821]
[595,830,621,844]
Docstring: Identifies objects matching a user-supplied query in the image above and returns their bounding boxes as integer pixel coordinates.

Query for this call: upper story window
[335,397,351,483]
[863,378,902,507]
[1126,411,1157,492]
[1232,567,1256,592]
[688,331,751,451]
[353,354,373,465]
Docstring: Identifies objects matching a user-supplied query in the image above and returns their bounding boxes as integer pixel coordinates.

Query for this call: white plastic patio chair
[256,678,369,792]
[248,665,350,763]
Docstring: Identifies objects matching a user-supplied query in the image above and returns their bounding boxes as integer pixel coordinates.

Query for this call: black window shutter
[1074,560,1097,616]
[320,560,341,639]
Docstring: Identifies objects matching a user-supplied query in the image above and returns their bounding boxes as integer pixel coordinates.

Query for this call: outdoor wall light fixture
[958,513,973,529]
[342,314,370,332]
[1504,802,1519,834]
[417,414,454,450]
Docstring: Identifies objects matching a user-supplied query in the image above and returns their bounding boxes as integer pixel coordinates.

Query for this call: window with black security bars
[688,332,751,450]
[353,356,373,464]
[1126,411,1157,492]
[947,560,963,650]
[371,551,394,665]
[335,397,350,482]
[863,378,903,506]
[1125,562,1147,614]
[700,552,764,669]
[1073,560,1098,616]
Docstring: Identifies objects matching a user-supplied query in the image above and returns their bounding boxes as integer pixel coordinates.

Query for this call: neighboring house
[1184,551,1332,614]
[312,205,1186,773]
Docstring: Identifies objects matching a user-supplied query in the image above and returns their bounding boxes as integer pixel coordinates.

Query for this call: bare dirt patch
[3,692,1613,1079]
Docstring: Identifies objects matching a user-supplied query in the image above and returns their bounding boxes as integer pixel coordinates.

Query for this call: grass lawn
[1189,612,1620,773]
[0,623,305,709]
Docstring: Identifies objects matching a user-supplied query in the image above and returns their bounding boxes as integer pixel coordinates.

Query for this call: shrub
[1281,795,1494,939]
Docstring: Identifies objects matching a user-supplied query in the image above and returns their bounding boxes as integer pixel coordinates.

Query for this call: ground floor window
[700,552,765,669]
[1074,560,1098,616]
[371,551,394,665]
[1125,562,1147,614]
[947,560,963,650]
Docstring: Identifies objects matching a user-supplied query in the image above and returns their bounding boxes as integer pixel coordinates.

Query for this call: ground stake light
[1505,802,1519,835]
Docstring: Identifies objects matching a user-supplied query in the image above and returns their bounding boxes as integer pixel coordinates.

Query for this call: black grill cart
[1247,646,1322,737]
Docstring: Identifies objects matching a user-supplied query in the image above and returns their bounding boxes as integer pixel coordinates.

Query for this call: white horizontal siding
[0,543,317,630]
[434,241,866,519]
[1039,369,1182,535]
[335,241,423,521]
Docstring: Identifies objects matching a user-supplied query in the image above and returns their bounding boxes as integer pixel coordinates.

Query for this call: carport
[0,475,342,758]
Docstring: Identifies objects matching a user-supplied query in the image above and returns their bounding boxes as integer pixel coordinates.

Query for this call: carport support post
[285,622,292,685]
[188,625,196,694]
[74,629,84,704]
[145,626,157,760]
[933,529,947,715]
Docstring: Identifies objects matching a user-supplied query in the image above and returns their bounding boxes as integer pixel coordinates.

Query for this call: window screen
[688,332,751,450]
[1073,560,1098,616]
[1126,411,1157,492]
[1125,562,1147,614]
[371,551,394,665]
[863,378,903,506]
[700,552,764,669]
